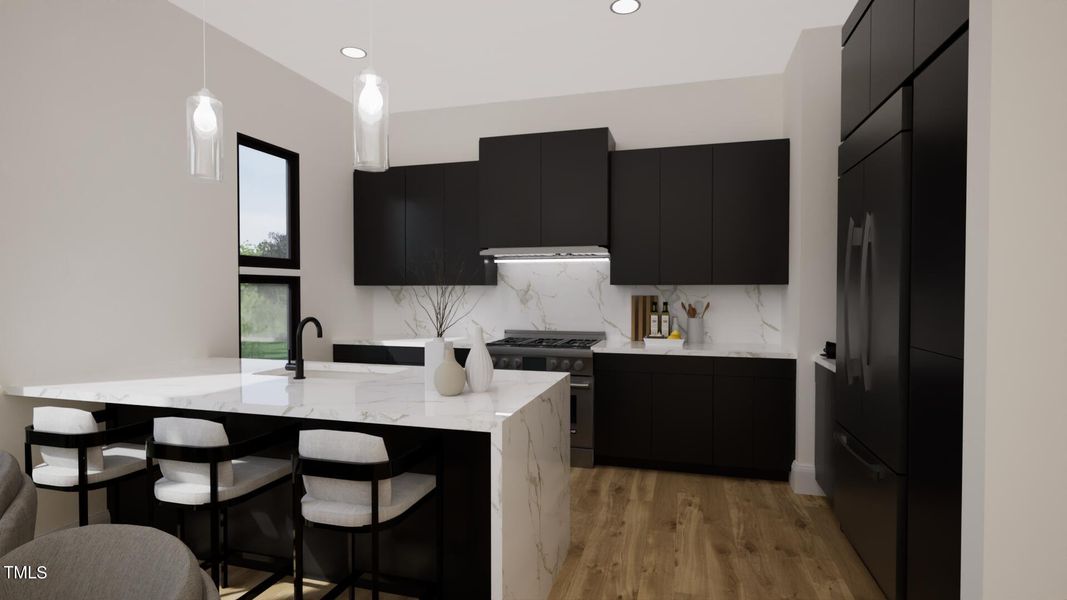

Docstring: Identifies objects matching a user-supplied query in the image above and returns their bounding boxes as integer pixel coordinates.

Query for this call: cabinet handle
[842,217,864,385]
[858,213,874,392]
[836,432,884,481]
[570,383,591,390]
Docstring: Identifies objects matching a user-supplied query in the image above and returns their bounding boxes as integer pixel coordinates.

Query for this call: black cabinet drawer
[833,428,904,600]
[596,353,714,376]
[713,357,794,379]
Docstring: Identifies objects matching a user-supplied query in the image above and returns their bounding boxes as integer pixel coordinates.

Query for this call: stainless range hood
[480,246,610,262]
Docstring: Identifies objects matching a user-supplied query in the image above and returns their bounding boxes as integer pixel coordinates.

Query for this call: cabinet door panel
[594,371,652,460]
[405,165,444,285]
[610,149,660,285]
[354,168,406,285]
[911,33,967,360]
[842,10,872,139]
[914,0,968,66]
[444,162,495,285]
[659,145,713,284]
[479,134,540,248]
[651,373,714,465]
[751,377,795,472]
[713,376,754,469]
[541,129,610,247]
[870,0,914,109]
[712,140,789,284]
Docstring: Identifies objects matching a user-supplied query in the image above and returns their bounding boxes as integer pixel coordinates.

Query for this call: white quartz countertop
[3,358,567,433]
[593,341,797,360]
[813,353,836,373]
[331,336,474,348]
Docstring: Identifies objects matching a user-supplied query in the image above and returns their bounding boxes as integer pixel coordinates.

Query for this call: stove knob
[573,360,585,372]
[561,359,572,371]
[547,358,558,370]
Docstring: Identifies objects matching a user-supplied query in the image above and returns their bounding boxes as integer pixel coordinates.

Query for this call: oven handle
[570,382,591,390]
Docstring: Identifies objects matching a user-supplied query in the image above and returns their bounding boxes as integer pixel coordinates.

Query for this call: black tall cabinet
[830,2,968,599]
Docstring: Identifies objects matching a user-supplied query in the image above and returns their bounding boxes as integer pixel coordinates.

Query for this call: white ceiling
[169,0,853,113]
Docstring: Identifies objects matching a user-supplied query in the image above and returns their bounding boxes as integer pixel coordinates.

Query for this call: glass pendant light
[187,0,223,180]
[354,0,389,172]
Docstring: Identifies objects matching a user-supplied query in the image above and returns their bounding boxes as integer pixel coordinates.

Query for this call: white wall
[782,27,842,495]
[0,0,366,532]
[962,0,1067,597]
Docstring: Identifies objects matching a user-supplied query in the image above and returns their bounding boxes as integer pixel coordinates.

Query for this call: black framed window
[239,274,300,360]
[237,133,300,269]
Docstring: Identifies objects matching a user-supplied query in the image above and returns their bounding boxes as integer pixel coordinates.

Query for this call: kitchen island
[5,358,571,600]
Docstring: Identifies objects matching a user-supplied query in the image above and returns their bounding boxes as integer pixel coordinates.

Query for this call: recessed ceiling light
[610,0,640,15]
[340,47,367,59]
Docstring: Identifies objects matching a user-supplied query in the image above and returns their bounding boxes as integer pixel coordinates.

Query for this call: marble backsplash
[367,261,784,346]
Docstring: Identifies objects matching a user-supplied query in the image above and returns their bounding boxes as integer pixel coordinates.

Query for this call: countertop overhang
[3,358,568,433]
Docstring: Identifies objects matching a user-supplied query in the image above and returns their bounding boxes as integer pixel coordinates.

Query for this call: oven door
[570,375,594,468]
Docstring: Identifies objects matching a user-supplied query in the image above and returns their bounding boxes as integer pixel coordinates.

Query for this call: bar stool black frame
[24,407,154,527]
[292,436,444,600]
[145,423,296,600]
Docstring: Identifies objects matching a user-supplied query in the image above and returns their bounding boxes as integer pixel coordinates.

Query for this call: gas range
[487,330,605,468]
[486,330,604,375]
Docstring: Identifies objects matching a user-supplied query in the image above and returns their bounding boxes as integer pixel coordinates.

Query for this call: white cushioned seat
[32,442,147,488]
[33,407,105,471]
[154,456,290,506]
[301,472,436,528]
[298,429,436,528]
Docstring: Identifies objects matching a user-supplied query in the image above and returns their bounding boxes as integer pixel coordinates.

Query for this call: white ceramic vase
[465,325,494,393]
[434,346,466,396]
[424,338,451,391]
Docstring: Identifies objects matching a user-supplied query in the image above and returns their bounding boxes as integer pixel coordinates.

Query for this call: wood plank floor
[226,466,884,600]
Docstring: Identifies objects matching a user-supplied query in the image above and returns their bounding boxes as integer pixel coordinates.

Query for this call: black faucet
[290,317,322,380]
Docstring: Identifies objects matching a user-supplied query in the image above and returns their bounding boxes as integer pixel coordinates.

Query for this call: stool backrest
[32,407,103,472]
[299,430,392,506]
[153,417,234,488]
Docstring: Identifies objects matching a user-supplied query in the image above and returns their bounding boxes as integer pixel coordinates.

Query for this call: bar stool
[146,417,294,597]
[24,406,152,527]
[292,429,443,600]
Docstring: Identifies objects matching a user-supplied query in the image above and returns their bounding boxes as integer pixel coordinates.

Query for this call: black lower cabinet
[333,344,470,367]
[595,355,794,480]
[650,373,714,465]
[833,427,905,600]
[907,348,963,600]
[594,371,652,461]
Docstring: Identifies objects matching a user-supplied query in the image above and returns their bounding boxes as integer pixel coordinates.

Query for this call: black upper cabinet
[841,8,872,139]
[914,0,968,67]
[712,140,790,284]
[610,149,660,285]
[405,165,444,283]
[443,162,495,285]
[541,129,612,247]
[659,145,714,284]
[911,34,968,360]
[869,0,914,110]
[354,168,406,285]
[479,133,541,248]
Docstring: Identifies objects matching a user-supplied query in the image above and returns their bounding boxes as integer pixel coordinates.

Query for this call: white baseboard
[40,509,111,535]
[789,461,825,496]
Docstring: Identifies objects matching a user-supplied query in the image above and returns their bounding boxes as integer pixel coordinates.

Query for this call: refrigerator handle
[836,431,884,481]
[858,213,874,392]
[842,217,863,384]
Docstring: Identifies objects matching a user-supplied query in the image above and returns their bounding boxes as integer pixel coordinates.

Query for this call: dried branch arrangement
[411,258,479,338]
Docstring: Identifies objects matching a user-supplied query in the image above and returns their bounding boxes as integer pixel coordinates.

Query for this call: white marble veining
[595,340,797,360]
[813,353,836,373]
[367,261,784,346]
[5,358,572,600]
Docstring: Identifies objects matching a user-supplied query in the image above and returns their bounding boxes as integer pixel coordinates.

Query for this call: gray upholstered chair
[0,449,36,557]
[0,524,218,600]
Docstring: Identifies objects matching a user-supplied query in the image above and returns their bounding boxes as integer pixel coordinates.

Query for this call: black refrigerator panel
[911,32,969,360]
[857,132,910,475]
[835,164,865,437]
[833,427,905,600]
[907,347,963,600]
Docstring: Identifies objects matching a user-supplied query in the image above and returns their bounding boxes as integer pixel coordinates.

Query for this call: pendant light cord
[201,0,207,89]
